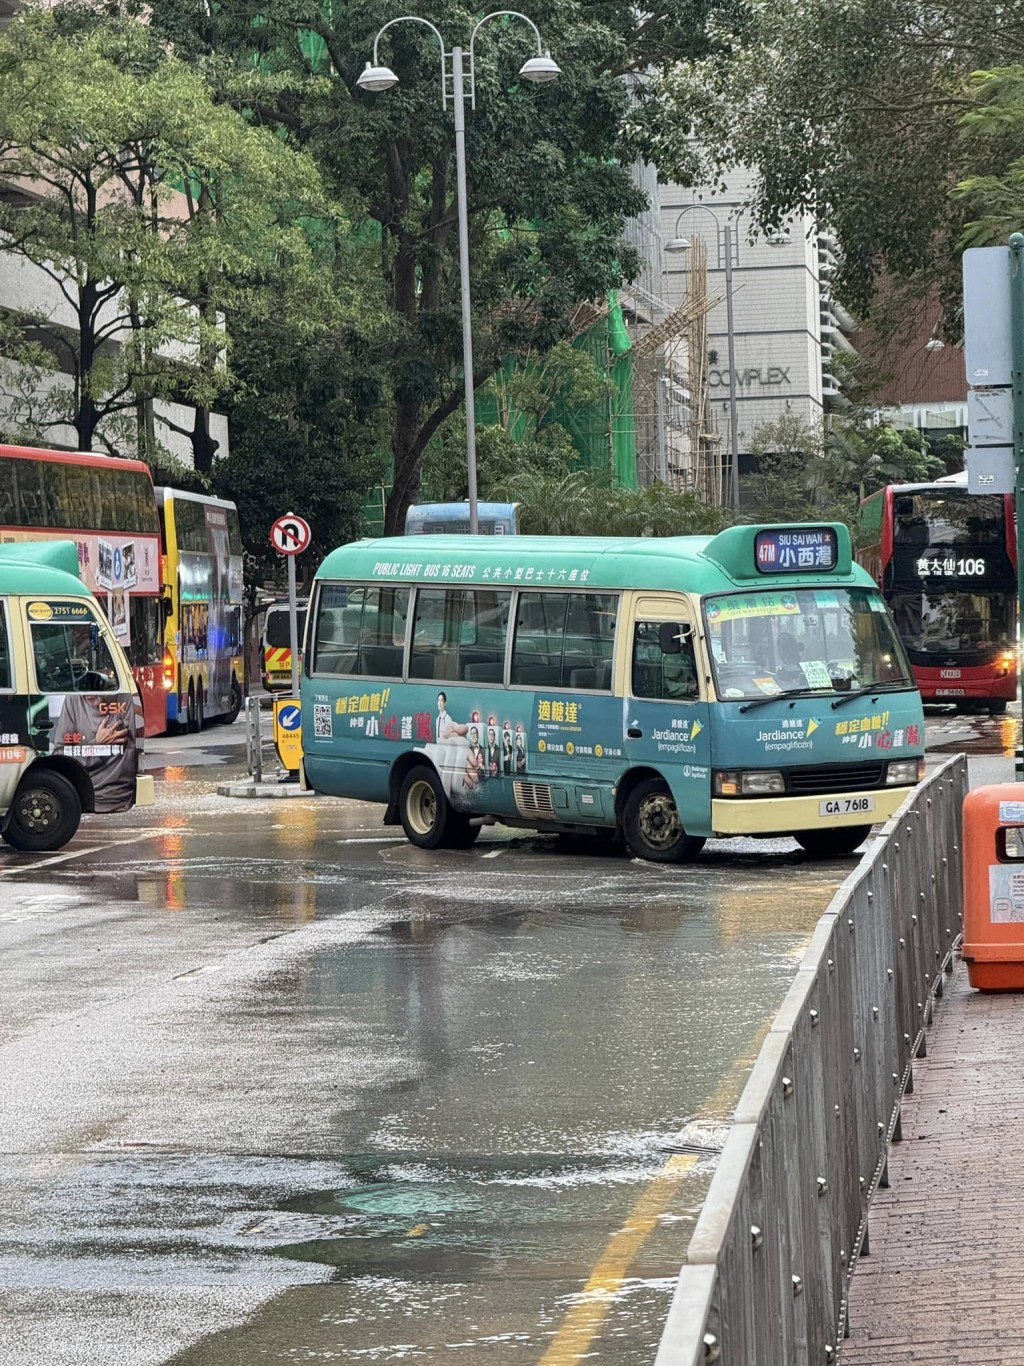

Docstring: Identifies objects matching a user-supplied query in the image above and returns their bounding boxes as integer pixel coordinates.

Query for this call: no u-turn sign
[270,513,311,556]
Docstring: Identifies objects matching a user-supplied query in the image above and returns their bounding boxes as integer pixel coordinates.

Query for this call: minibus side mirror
[161,595,173,620]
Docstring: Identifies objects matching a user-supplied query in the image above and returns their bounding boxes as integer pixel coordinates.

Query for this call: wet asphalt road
[0,708,1013,1365]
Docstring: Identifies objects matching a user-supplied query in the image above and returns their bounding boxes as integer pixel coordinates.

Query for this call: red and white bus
[859,473,1018,713]
[0,444,166,734]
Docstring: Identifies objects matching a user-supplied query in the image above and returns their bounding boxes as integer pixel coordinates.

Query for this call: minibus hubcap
[19,789,56,830]
[408,781,437,835]
[639,793,681,849]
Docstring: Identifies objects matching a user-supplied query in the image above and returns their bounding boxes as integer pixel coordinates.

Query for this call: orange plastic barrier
[962,783,1024,990]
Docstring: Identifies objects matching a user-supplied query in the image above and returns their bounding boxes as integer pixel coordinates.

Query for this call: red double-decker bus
[0,444,166,735]
[859,473,1017,713]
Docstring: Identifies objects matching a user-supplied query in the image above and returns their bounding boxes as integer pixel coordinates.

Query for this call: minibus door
[624,603,712,836]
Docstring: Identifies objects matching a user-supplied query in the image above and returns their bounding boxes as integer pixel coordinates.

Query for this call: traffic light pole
[1009,233,1024,777]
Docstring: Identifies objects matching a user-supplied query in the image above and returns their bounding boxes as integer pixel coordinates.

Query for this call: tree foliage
[640,0,1024,313]
[495,469,730,535]
[139,0,751,532]
[0,8,332,462]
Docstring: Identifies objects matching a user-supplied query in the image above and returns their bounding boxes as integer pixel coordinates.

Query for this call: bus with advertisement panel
[405,502,520,535]
[859,473,1017,713]
[157,488,244,733]
[300,524,925,862]
[0,443,165,736]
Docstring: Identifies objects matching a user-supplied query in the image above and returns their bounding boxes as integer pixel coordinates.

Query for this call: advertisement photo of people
[419,691,528,810]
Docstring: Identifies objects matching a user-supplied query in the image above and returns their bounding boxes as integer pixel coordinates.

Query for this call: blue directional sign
[278,705,301,731]
[113,547,122,582]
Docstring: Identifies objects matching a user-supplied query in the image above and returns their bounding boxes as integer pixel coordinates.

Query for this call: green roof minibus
[300,524,925,862]
[0,539,154,851]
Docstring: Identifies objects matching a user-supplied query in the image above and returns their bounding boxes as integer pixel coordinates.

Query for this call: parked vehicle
[0,539,154,851]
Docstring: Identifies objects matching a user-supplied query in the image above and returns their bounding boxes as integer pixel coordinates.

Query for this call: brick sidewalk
[843,959,1024,1364]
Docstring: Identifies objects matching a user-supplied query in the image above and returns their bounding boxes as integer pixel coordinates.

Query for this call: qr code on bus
[313,703,333,739]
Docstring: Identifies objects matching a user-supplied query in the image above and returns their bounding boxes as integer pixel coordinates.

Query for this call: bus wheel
[622,778,705,864]
[3,770,82,852]
[186,685,197,734]
[794,826,872,859]
[223,677,242,725]
[399,764,474,850]
[990,700,1008,716]
[196,686,204,733]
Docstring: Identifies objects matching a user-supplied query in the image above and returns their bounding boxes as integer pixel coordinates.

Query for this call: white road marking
[0,831,155,878]
[482,849,505,859]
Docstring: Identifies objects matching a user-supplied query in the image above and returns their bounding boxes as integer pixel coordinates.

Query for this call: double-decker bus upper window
[512,591,617,689]
[44,461,68,525]
[97,471,118,530]
[63,464,97,530]
[112,469,135,529]
[0,460,16,525]
[15,459,44,525]
[894,493,1004,547]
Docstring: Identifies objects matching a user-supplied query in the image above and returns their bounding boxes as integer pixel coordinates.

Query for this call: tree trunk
[384,397,424,535]
[191,406,220,477]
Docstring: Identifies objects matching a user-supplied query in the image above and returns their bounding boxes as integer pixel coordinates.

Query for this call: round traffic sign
[270,513,311,556]
[278,704,301,731]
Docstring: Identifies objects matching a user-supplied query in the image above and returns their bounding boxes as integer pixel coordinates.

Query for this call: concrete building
[660,169,851,476]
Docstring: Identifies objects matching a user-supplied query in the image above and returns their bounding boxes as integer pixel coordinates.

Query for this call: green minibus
[300,524,925,862]
[0,539,154,851]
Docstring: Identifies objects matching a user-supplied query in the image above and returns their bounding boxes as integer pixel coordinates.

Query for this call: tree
[139,0,749,533]
[493,469,730,535]
[639,0,1024,314]
[421,340,613,499]
[0,10,328,460]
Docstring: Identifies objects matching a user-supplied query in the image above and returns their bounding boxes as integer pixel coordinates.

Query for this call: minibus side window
[311,583,408,677]
[632,622,699,700]
[30,617,119,693]
[410,588,510,682]
[511,592,617,689]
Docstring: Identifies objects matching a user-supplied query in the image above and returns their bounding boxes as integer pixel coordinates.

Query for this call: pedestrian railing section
[655,756,967,1365]
[243,694,275,783]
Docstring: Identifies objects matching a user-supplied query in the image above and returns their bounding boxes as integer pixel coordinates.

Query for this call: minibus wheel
[794,825,872,858]
[622,777,705,864]
[989,700,1008,716]
[399,764,479,850]
[3,770,82,852]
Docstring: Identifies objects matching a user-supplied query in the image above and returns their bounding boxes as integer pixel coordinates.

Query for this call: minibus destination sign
[754,527,838,574]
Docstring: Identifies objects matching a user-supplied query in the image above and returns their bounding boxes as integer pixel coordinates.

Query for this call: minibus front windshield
[704,587,915,702]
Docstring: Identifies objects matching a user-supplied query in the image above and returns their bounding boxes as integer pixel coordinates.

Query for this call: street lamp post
[358,13,560,535]
[665,208,789,512]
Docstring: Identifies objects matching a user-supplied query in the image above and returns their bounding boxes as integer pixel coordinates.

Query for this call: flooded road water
[0,709,1002,1364]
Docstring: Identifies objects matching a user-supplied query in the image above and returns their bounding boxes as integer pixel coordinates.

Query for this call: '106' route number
[819,796,875,817]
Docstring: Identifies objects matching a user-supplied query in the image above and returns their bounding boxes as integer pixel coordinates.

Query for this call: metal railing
[655,756,967,1365]
[243,694,276,782]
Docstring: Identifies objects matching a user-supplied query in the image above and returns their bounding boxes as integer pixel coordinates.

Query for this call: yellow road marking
[537,929,818,1365]
[537,1152,699,1365]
